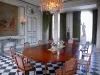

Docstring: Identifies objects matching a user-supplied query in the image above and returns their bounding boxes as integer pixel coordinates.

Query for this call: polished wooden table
[22,43,78,75]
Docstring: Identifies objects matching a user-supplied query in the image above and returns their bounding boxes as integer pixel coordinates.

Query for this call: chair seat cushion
[18,63,35,72]
[55,67,64,75]
[56,67,75,75]
[78,59,87,65]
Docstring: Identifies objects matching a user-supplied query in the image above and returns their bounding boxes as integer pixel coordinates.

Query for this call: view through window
[81,10,93,43]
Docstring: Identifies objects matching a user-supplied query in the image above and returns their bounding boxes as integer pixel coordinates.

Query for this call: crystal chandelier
[40,0,64,13]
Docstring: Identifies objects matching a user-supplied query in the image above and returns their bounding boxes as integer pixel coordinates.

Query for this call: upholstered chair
[55,57,77,75]
[38,40,43,45]
[68,39,73,44]
[14,54,35,75]
[77,52,92,73]
[8,46,16,64]
[80,42,90,53]
[48,39,54,44]
[24,42,30,49]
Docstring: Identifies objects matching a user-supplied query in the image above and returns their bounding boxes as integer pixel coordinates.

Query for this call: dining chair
[55,57,77,75]
[77,52,92,74]
[8,46,16,64]
[82,47,93,58]
[80,42,90,53]
[14,54,35,75]
[24,42,31,63]
[38,40,43,45]
[24,42,30,49]
[72,43,79,58]
[48,39,54,44]
[64,39,73,46]
[68,39,73,44]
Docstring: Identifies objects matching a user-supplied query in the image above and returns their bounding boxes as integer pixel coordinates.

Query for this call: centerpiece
[48,40,65,54]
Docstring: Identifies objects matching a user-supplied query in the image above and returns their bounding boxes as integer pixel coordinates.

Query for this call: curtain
[73,11,81,41]
[49,13,52,40]
[60,13,66,42]
[92,9,98,44]
[42,11,52,41]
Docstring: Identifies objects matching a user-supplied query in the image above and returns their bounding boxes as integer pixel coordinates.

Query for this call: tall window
[81,10,93,42]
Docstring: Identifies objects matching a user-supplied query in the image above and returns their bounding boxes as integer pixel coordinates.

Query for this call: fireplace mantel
[0,36,25,55]
[0,36,24,40]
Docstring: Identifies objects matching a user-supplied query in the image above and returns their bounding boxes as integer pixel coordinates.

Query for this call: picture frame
[0,2,18,36]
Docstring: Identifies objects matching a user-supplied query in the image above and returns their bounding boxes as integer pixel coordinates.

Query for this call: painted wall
[0,0,42,53]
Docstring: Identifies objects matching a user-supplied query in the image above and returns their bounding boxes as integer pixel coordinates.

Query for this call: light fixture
[40,0,64,13]
[20,17,26,27]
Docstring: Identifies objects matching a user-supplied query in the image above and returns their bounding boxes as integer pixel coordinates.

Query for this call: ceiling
[61,4,97,12]
[20,0,78,6]
[20,0,97,12]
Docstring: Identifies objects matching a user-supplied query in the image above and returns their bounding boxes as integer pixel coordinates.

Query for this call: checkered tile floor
[0,48,100,75]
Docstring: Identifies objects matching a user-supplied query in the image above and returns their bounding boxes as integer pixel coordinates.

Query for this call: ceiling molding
[19,0,40,7]
[64,0,81,3]
[61,4,97,12]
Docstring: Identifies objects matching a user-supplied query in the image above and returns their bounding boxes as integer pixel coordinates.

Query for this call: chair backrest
[64,58,77,72]
[24,42,30,49]
[68,39,73,44]
[85,42,89,49]
[9,46,16,57]
[14,54,25,70]
[48,39,54,43]
[38,40,43,45]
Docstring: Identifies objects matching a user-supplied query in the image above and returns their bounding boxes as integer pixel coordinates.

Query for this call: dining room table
[22,43,78,75]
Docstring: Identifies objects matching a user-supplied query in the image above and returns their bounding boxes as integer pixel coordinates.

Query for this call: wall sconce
[20,17,26,27]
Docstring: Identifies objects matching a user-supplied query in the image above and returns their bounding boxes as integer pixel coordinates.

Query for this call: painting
[0,2,18,36]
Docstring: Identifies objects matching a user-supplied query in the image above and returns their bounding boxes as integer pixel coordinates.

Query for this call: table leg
[1,40,4,56]
[44,63,47,75]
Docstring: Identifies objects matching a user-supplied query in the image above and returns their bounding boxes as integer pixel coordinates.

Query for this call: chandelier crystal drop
[40,0,64,13]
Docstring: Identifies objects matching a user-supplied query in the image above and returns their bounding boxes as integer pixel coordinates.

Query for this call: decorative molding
[64,0,81,2]
[20,38,25,45]
[32,17,37,31]
[27,16,32,32]
[26,16,37,44]
[27,36,37,43]
[26,6,34,15]
[27,17,37,32]
[19,0,39,7]
[33,37,37,43]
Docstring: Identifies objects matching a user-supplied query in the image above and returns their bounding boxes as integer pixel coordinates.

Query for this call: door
[26,16,37,45]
